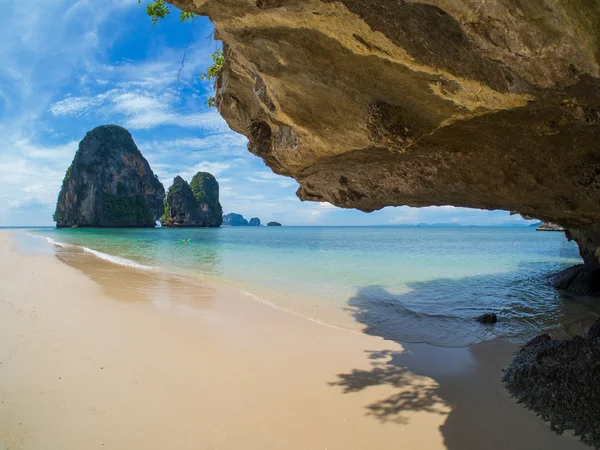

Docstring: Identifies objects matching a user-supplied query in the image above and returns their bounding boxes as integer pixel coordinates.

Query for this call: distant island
[161,173,223,227]
[223,213,281,227]
[53,125,165,228]
[223,213,248,226]
[536,222,565,232]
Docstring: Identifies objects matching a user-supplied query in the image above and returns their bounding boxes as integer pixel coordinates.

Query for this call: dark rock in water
[267,222,282,227]
[53,125,165,228]
[536,223,565,232]
[161,173,223,227]
[503,332,600,447]
[223,213,249,226]
[584,319,600,341]
[248,217,261,226]
[476,313,497,324]
[551,264,600,296]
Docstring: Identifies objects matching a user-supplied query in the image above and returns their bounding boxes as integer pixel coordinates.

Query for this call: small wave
[238,289,363,335]
[26,233,70,248]
[27,232,156,271]
[81,247,156,271]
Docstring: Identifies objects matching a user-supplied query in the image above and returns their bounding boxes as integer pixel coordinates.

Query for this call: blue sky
[0,0,535,227]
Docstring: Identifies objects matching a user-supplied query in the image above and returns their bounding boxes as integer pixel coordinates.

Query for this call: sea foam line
[28,232,155,271]
[80,247,156,271]
[26,233,71,248]
[238,289,363,335]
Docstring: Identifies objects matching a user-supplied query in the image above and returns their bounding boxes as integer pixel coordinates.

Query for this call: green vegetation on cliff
[103,194,153,226]
[190,172,223,219]
[199,49,224,107]
[139,0,196,24]
[161,173,223,227]
[139,1,223,107]
[160,202,171,226]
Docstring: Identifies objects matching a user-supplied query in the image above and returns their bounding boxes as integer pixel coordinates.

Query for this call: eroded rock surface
[54,125,165,228]
[503,326,600,447]
[551,264,600,296]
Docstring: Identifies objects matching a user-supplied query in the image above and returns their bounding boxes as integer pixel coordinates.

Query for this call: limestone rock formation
[223,213,249,226]
[551,265,600,296]
[267,222,282,227]
[190,172,223,225]
[249,217,261,226]
[161,172,223,227]
[536,223,566,231]
[53,125,165,228]
[503,329,600,447]
[170,0,600,271]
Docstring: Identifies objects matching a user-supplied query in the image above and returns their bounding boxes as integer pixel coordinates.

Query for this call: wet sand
[0,230,587,449]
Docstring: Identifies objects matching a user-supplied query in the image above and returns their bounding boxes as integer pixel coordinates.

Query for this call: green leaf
[199,49,224,81]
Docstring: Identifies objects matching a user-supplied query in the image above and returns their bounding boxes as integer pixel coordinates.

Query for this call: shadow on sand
[329,274,596,449]
[330,348,449,425]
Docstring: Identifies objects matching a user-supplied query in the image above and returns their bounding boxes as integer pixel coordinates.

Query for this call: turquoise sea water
[29,226,600,347]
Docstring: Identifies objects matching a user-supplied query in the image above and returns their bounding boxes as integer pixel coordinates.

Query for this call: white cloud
[179,161,232,179]
[246,171,298,188]
[388,207,422,224]
[0,137,75,223]
[304,202,339,223]
[49,88,231,131]
[50,95,107,117]
[318,202,337,209]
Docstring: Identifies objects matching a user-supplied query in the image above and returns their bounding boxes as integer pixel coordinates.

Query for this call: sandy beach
[0,230,587,450]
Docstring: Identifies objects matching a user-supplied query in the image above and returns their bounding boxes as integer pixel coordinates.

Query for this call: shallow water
[29,226,600,346]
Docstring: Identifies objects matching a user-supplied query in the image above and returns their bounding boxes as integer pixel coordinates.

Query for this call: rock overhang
[169,0,600,262]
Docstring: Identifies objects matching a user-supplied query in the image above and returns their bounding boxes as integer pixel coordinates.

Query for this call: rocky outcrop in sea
[161,172,223,227]
[536,223,565,232]
[249,217,261,226]
[267,222,282,227]
[53,125,165,228]
[222,213,249,226]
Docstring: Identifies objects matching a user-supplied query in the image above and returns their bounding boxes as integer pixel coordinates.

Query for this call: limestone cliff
[161,172,223,227]
[170,0,600,267]
[54,125,165,228]
[249,217,261,226]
